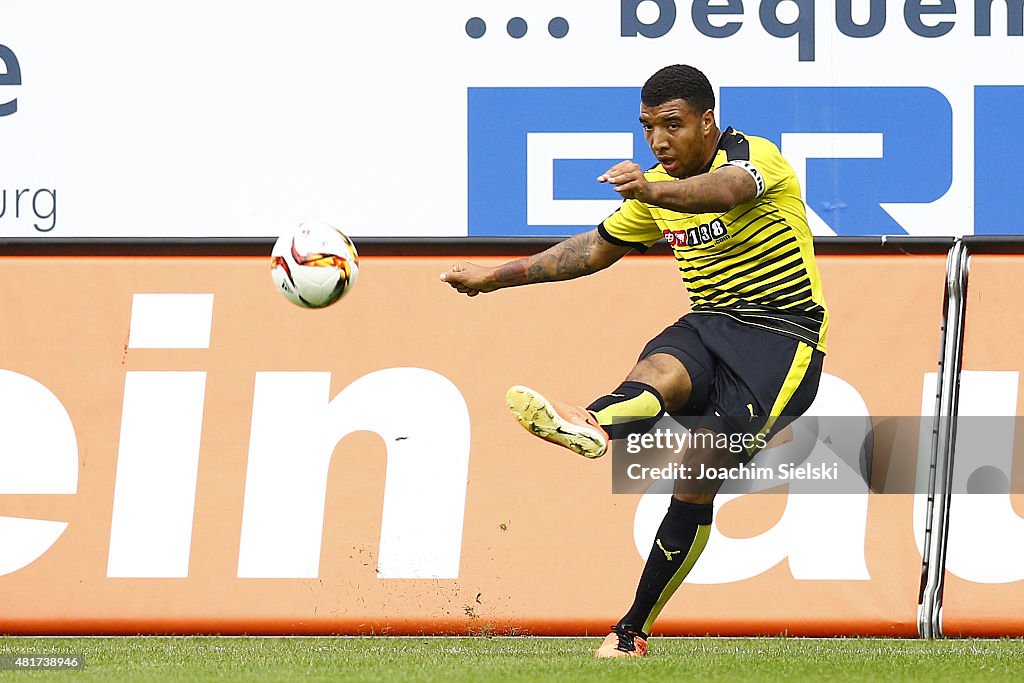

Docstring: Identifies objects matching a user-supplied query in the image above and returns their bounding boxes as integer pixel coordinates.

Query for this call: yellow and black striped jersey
[598,127,828,352]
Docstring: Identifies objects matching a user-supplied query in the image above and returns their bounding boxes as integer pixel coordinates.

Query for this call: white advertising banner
[0,1,1021,238]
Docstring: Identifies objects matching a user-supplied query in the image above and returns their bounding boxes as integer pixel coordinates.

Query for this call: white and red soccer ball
[270,221,360,308]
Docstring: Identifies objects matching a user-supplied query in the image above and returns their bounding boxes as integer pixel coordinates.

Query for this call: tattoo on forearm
[493,261,529,284]
[530,231,601,282]
[493,231,609,287]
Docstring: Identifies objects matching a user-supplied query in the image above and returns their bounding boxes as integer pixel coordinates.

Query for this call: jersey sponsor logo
[664,219,729,248]
[663,229,687,247]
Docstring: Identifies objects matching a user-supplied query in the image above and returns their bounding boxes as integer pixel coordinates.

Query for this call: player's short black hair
[641,65,715,114]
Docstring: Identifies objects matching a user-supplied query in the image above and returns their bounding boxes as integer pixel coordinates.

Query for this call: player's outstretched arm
[440,229,631,297]
[599,162,757,214]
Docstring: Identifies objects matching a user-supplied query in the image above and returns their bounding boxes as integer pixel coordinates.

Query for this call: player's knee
[626,353,693,410]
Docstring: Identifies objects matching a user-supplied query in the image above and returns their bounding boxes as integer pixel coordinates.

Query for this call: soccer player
[440,65,827,658]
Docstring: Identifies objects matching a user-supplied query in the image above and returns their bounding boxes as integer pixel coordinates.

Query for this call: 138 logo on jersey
[664,218,729,248]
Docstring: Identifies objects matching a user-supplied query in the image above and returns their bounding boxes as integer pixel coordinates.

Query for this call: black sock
[587,381,665,440]
[617,498,713,636]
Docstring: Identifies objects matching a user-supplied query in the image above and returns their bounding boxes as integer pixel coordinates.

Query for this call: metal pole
[917,241,968,638]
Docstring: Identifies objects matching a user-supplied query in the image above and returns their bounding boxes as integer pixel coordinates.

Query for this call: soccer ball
[270,221,360,308]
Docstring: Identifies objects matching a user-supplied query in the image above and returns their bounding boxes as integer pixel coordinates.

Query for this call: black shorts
[639,312,824,458]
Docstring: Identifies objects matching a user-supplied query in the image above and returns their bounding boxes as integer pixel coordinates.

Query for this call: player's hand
[439,261,497,297]
[598,161,650,200]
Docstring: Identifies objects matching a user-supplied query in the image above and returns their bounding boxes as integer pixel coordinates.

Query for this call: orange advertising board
[0,251,948,635]
[939,254,1024,636]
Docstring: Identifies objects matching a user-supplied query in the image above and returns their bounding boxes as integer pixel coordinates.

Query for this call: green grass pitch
[1,636,1023,681]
